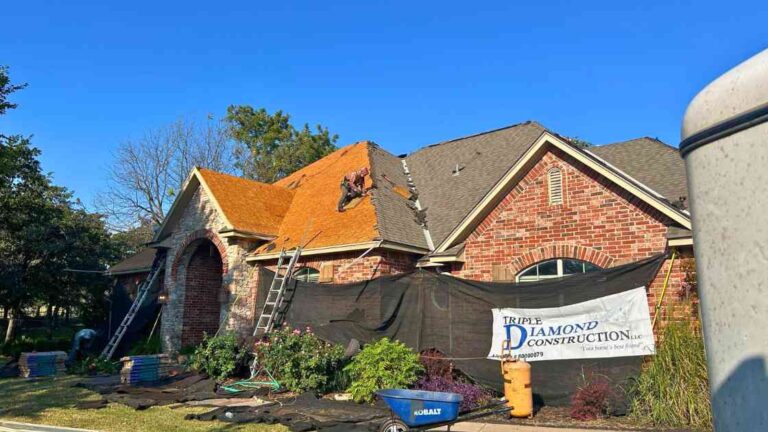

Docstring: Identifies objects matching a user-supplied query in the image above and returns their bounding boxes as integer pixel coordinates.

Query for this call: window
[293,267,320,283]
[516,258,601,283]
[548,168,563,205]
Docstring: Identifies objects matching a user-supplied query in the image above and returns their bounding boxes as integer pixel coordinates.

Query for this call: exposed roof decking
[197,168,294,236]
[257,142,380,253]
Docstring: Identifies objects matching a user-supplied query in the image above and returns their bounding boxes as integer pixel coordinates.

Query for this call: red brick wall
[647,247,698,329]
[449,147,694,328]
[452,148,669,280]
[181,242,223,346]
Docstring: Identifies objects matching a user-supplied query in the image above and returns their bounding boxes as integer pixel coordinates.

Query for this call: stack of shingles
[19,351,67,377]
[120,354,173,385]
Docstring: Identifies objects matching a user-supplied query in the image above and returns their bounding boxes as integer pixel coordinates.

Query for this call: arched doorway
[181,240,223,346]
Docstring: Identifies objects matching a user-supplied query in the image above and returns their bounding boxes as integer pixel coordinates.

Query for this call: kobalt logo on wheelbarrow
[413,408,442,416]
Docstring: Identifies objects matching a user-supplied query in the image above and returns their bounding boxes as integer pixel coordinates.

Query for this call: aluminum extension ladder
[252,247,302,337]
[100,257,165,360]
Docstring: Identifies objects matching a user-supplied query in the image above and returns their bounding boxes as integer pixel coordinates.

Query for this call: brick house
[109,121,693,352]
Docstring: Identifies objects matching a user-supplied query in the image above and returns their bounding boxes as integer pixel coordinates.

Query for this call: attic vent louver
[548,167,563,205]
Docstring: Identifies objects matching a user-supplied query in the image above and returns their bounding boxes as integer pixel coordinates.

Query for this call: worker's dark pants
[338,183,362,211]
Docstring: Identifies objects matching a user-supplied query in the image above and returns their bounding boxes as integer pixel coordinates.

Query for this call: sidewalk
[0,421,96,432]
[429,421,633,431]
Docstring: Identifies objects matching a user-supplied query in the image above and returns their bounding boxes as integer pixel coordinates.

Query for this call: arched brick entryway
[180,240,223,346]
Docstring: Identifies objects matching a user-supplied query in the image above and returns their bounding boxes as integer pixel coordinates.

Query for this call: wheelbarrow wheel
[379,418,409,432]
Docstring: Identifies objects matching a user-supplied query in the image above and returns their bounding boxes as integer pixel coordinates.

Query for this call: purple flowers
[415,376,492,412]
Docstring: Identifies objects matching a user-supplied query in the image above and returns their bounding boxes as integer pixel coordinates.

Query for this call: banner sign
[488,287,655,362]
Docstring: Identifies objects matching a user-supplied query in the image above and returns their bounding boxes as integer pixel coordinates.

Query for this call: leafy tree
[568,137,592,149]
[0,65,27,116]
[0,68,119,342]
[225,105,338,182]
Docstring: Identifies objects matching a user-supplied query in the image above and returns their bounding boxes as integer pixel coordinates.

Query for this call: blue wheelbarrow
[376,389,510,431]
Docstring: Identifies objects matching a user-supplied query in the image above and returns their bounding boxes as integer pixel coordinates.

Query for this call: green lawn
[0,375,286,432]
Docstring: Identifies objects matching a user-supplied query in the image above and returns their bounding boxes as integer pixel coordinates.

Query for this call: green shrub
[254,326,346,393]
[68,355,118,375]
[629,321,712,429]
[128,334,162,356]
[345,337,423,403]
[191,332,249,382]
[0,334,71,360]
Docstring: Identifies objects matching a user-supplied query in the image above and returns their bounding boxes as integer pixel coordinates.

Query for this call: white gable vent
[548,167,563,205]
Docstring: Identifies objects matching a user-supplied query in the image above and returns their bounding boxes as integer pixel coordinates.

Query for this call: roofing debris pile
[74,373,388,431]
[19,351,67,378]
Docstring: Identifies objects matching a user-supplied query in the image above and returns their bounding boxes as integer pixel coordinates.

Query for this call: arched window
[293,267,320,283]
[548,168,563,205]
[516,258,601,283]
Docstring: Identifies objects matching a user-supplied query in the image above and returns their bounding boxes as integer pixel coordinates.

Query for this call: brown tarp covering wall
[259,254,665,406]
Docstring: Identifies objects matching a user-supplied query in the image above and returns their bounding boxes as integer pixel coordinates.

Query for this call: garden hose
[220,367,280,393]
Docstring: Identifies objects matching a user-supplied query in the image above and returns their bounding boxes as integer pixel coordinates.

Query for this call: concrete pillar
[681,48,768,431]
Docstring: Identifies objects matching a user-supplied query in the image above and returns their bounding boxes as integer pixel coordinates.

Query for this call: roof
[106,248,156,275]
[198,169,294,236]
[368,144,430,249]
[405,121,547,247]
[589,138,689,208]
[150,121,691,261]
[255,141,428,254]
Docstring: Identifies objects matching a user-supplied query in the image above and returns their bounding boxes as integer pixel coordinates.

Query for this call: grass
[0,376,286,432]
[629,321,713,430]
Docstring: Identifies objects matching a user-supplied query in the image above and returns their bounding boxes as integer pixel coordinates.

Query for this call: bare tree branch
[96,116,234,230]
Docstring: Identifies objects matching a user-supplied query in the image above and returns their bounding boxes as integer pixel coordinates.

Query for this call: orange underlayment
[196,142,379,254]
[261,141,379,252]
[197,168,294,236]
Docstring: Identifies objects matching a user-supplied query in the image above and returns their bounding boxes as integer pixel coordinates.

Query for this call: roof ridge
[596,136,677,151]
[408,120,547,156]
[197,167,288,190]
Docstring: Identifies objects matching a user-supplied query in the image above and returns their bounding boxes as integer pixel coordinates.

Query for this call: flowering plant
[254,326,346,393]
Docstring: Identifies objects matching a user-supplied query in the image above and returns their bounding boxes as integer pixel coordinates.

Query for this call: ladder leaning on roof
[101,255,165,360]
[252,247,302,338]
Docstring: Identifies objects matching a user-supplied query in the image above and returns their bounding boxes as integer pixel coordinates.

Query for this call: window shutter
[548,168,563,205]
[319,263,335,283]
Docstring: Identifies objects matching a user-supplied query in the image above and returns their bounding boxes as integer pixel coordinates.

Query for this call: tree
[0,65,27,116]
[1,68,118,342]
[97,117,234,229]
[0,136,119,342]
[568,137,592,149]
[225,105,338,182]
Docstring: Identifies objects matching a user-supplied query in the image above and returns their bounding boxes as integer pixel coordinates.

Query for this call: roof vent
[452,164,464,176]
[548,167,563,205]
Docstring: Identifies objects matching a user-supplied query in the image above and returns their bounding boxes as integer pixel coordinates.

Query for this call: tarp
[261,254,665,406]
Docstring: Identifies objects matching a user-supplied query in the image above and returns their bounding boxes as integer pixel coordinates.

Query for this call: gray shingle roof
[589,138,689,208]
[405,121,546,248]
[107,248,156,275]
[368,143,430,250]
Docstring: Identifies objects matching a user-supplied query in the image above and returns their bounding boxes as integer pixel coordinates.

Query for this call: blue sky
[1,0,765,206]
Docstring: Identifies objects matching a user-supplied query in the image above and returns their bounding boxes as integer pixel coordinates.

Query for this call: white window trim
[515,258,600,283]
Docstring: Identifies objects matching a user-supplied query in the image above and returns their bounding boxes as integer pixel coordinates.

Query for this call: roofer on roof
[338,167,369,211]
